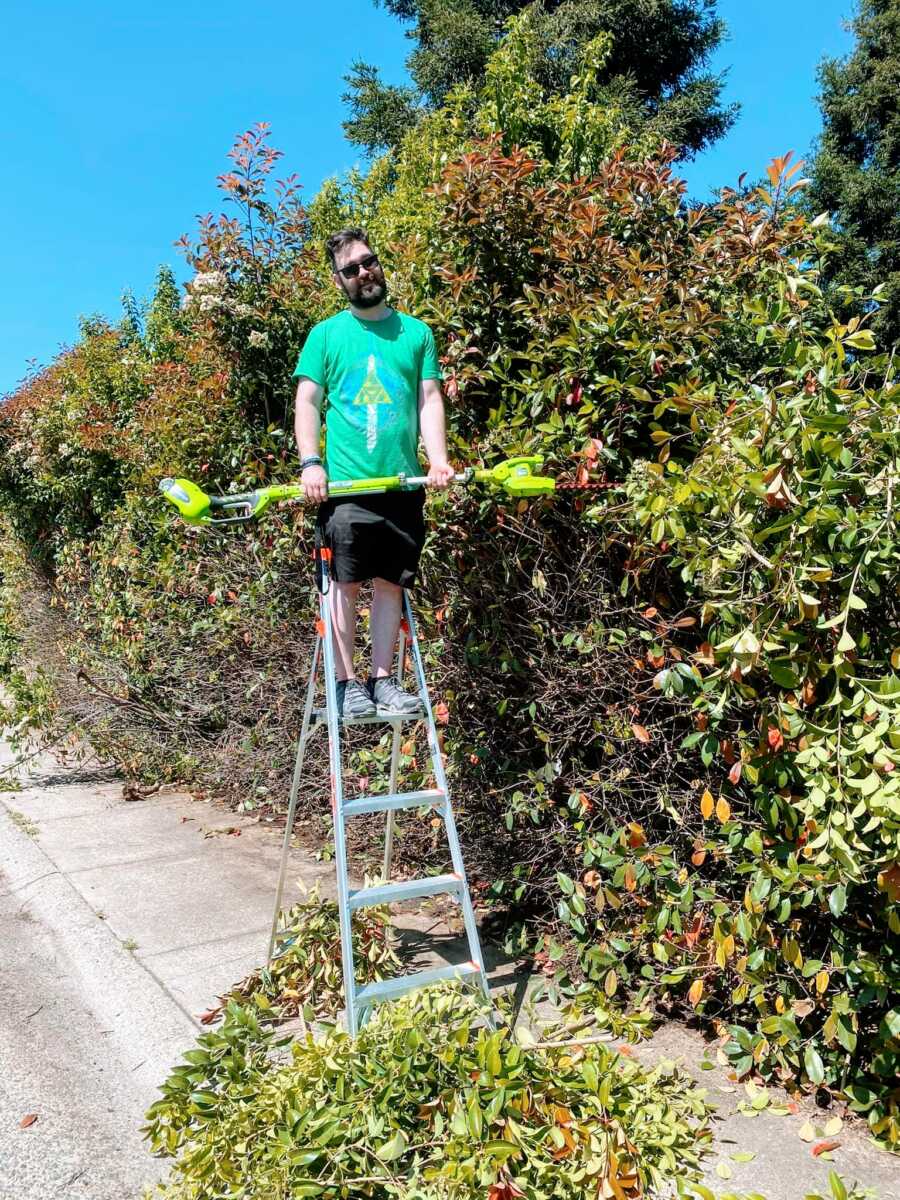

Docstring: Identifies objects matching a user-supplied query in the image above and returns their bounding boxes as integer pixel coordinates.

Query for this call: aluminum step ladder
[267,545,492,1036]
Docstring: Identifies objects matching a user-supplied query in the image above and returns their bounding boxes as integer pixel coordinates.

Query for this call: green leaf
[556,871,575,895]
[769,661,800,688]
[828,885,847,917]
[844,329,875,350]
[829,1169,848,1200]
[484,1140,520,1159]
[804,1045,825,1086]
[466,1091,484,1139]
[375,1129,408,1161]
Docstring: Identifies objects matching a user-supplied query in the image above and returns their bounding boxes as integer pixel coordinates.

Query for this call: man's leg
[328,580,360,681]
[327,580,377,718]
[368,578,423,714]
[370,577,403,679]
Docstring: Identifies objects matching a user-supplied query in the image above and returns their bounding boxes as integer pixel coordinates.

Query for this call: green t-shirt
[292,308,442,482]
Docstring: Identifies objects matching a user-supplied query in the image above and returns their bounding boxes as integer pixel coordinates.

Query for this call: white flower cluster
[191,271,227,294]
[182,270,230,311]
[248,330,270,349]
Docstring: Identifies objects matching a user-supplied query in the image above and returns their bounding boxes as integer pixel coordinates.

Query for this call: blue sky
[2,1,854,396]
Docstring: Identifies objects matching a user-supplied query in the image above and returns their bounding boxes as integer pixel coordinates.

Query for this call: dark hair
[326,227,373,269]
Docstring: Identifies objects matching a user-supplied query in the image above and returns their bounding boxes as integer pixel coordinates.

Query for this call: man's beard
[344,277,386,309]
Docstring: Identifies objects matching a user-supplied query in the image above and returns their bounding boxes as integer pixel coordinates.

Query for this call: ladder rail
[267,633,322,962]
[403,594,493,1012]
[382,623,405,882]
[319,567,361,1036]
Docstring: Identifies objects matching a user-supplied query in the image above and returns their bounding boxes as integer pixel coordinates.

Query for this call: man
[293,227,454,719]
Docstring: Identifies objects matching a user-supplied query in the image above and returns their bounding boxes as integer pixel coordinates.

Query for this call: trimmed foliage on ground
[2,16,898,1147]
[144,984,713,1200]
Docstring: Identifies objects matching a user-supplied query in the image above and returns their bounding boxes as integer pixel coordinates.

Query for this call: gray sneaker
[368,675,425,717]
[336,678,376,720]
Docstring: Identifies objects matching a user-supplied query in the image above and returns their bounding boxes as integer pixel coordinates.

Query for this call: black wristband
[300,456,323,470]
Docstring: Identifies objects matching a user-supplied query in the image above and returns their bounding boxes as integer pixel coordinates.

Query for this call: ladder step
[355,961,481,1009]
[348,872,462,911]
[310,708,423,727]
[343,788,445,817]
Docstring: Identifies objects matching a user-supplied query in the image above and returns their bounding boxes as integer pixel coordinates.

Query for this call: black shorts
[316,488,426,587]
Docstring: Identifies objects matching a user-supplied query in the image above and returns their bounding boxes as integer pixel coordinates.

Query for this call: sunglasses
[336,253,381,279]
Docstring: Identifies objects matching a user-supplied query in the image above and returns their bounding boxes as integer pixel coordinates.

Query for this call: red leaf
[811,1140,840,1157]
[631,723,651,744]
[434,701,450,725]
[19,1114,38,1128]
[766,727,784,752]
[729,761,743,784]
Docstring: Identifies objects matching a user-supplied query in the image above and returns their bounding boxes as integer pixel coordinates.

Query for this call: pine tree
[807,0,900,346]
[344,0,737,157]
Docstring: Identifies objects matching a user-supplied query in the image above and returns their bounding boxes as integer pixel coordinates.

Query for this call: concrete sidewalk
[2,736,897,1200]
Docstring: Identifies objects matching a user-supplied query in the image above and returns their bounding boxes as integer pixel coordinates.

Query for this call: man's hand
[302,464,328,504]
[426,460,455,489]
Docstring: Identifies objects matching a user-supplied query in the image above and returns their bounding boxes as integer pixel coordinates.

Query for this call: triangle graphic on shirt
[353,354,392,406]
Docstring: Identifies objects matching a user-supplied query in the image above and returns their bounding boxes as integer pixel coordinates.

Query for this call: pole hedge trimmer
[159,455,560,526]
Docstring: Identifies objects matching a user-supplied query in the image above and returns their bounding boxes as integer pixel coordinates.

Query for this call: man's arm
[294,377,328,503]
[418,377,454,488]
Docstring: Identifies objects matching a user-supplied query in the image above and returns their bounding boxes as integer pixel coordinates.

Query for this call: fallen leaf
[715,1161,732,1179]
[812,1139,840,1157]
[19,1114,38,1128]
[824,1117,843,1136]
[631,723,651,744]
[798,1121,816,1142]
[730,1150,756,1163]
